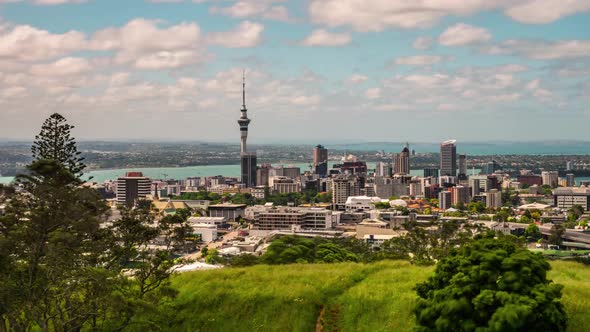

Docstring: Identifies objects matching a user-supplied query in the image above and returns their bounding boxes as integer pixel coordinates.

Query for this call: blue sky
[0,0,589,143]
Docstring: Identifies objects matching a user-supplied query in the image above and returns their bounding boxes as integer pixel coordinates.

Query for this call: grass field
[147,260,589,332]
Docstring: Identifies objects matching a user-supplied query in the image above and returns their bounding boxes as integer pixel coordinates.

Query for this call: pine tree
[0,114,185,331]
[31,113,85,177]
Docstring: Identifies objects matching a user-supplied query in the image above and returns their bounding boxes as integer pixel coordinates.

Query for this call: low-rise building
[208,204,247,221]
[553,187,590,211]
[251,206,337,230]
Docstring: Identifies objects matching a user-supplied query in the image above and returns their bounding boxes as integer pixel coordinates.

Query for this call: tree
[0,114,181,331]
[549,223,565,246]
[525,223,541,241]
[31,113,86,177]
[205,248,222,264]
[520,215,531,224]
[415,234,567,332]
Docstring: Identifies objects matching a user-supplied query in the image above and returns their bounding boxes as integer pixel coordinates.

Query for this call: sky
[0,0,589,143]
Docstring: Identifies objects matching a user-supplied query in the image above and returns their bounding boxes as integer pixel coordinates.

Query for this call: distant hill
[139,260,589,332]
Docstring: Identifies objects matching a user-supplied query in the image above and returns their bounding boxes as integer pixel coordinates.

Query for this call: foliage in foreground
[0,113,187,331]
[415,234,567,332]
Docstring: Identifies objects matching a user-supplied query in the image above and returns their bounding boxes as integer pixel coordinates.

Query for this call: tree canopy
[0,113,188,331]
[414,233,567,332]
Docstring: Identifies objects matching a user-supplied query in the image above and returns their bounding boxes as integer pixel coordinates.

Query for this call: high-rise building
[458,154,467,177]
[375,162,392,177]
[451,185,470,206]
[313,145,328,177]
[238,73,257,187]
[566,173,575,187]
[424,168,439,178]
[393,144,410,175]
[483,160,501,175]
[469,175,491,197]
[116,172,151,207]
[438,191,452,210]
[331,174,361,210]
[440,140,457,176]
[256,163,272,187]
[486,189,502,209]
[541,171,559,188]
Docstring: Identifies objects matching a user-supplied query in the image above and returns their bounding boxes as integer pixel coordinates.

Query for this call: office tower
[117,172,151,207]
[238,73,257,187]
[313,145,328,177]
[393,144,410,175]
[469,175,491,197]
[440,140,457,176]
[566,173,575,187]
[331,174,361,210]
[256,163,272,187]
[375,161,392,177]
[566,160,574,171]
[439,191,452,210]
[409,180,422,197]
[541,171,559,188]
[483,160,500,175]
[458,154,467,177]
[424,167,439,178]
[451,185,470,206]
[486,189,502,209]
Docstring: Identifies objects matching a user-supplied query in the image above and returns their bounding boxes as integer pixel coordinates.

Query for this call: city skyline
[0,1,589,142]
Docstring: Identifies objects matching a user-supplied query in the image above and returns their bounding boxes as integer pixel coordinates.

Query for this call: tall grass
[137,260,589,332]
[549,261,590,332]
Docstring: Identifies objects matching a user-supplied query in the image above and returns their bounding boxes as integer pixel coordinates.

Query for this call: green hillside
[144,260,590,332]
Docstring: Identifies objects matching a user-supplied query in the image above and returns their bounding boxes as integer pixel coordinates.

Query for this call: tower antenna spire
[242,69,246,109]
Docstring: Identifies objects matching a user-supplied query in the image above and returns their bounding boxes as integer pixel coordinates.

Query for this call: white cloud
[412,36,433,50]
[308,0,590,31]
[364,87,381,99]
[497,39,590,60]
[210,0,291,22]
[504,0,590,24]
[300,29,351,47]
[394,55,443,65]
[438,23,491,46]
[90,18,205,69]
[346,74,368,84]
[207,21,264,48]
[29,57,91,76]
[0,24,86,61]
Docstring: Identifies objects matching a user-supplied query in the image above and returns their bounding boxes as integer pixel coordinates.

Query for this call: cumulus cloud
[207,21,264,48]
[346,74,368,84]
[364,87,381,99]
[90,18,205,69]
[210,0,291,22]
[412,36,433,50]
[29,57,92,76]
[493,39,590,60]
[300,29,351,46]
[0,24,86,61]
[438,23,491,46]
[308,0,590,31]
[394,55,443,65]
[504,0,590,24]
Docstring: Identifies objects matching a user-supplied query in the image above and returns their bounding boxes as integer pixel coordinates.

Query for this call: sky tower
[238,71,251,154]
[238,71,257,187]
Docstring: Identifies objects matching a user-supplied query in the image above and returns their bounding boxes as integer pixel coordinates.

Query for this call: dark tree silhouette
[31,113,85,177]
